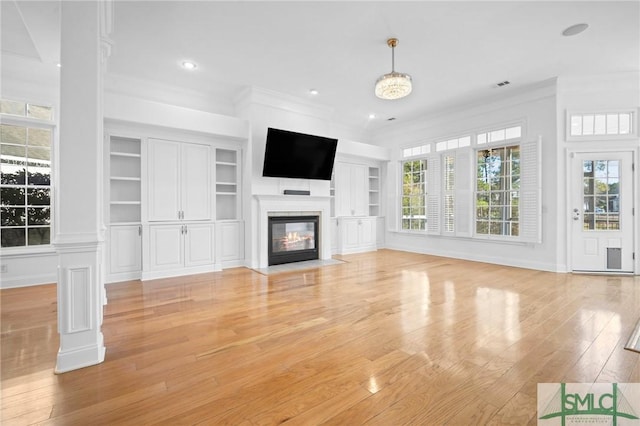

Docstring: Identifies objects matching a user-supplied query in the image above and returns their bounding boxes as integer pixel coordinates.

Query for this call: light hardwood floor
[2,249,639,425]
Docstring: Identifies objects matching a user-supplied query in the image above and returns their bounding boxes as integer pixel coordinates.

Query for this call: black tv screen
[262,128,338,181]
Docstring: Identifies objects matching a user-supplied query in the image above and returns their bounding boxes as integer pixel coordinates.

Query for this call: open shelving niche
[215,148,240,220]
[368,166,380,217]
[109,136,141,224]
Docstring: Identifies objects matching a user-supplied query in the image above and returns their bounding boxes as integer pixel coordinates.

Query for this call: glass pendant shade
[375,72,412,100]
[375,38,412,100]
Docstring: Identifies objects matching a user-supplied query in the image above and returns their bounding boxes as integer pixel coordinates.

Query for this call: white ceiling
[3,1,639,132]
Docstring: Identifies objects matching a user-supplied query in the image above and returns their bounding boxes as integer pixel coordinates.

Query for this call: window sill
[391,230,531,246]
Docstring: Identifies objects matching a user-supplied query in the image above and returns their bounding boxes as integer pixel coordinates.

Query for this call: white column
[55,1,110,373]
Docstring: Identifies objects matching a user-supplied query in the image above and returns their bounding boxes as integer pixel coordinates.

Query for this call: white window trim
[399,158,428,233]
[1,113,56,252]
[565,109,637,142]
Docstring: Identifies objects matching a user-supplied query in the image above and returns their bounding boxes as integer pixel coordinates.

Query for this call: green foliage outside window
[1,120,52,248]
[476,145,520,236]
[402,160,427,231]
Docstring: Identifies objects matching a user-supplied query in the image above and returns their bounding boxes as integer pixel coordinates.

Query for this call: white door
[184,223,214,266]
[571,152,635,272]
[334,162,352,216]
[352,164,368,216]
[182,143,211,221]
[148,139,180,221]
[109,225,142,273]
[359,217,376,247]
[149,225,183,270]
[216,221,243,262]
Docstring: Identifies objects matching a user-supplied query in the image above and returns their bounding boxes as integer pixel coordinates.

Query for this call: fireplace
[268,215,319,265]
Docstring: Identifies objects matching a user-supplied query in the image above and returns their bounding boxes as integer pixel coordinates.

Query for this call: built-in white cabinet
[109,225,142,276]
[107,134,143,282]
[336,216,376,254]
[215,221,244,264]
[147,139,211,222]
[334,162,368,217]
[148,223,214,272]
[330,218,339,253]
[376,216,385,247]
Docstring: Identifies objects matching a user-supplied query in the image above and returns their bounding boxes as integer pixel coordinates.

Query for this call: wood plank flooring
[2,249,639,425]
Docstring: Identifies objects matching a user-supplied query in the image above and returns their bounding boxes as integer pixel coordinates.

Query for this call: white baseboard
[0,273,57,289]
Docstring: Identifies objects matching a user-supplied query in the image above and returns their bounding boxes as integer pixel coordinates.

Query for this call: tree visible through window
[1,122,52,247]
[402,159,427,231]
[476,145,520,237]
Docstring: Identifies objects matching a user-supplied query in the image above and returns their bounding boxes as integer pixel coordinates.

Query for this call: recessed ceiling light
[562,23,589,37]
[181,61,197,70]
[309,89,319,95]
[56,63,61,68]
[368,113,376,119]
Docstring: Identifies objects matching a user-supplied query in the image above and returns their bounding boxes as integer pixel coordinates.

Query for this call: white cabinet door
[149,225,183,270]
[110,225,141,274]
[182,143,211,221]
[216,221,243,262]
[330,218,338,253]
[148,139,212,222]
[334,162,352,217]
[341,218,361,251]
[334,162,368,217]
[337,217,377,254]
[184,223,214,266]
[148,139,181,221]
[352,164,368,216]
[359,217,376,247]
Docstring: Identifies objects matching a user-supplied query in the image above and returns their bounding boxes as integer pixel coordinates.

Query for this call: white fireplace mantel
[254,194,332,268]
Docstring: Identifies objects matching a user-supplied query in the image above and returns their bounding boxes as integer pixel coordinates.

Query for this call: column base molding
[55,336,106,374]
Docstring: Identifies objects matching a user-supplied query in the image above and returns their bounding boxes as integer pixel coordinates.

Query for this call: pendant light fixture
[375,38,412,100]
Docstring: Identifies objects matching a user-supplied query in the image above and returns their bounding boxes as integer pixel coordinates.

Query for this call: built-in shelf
[215,148,240,220]
[109,136,142,224]
[368,166,380,216]
[111,152,141,158]
[111,176,141,181]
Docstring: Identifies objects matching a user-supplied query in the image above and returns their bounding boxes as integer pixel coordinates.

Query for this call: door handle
[573,208,580,221]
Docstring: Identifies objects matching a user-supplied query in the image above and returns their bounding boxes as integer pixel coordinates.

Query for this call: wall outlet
[0,264,7,273]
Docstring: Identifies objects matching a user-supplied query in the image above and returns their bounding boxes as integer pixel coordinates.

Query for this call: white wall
[371,81,561,272]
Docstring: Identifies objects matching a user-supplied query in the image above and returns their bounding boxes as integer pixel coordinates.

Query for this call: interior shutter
[519,137,541,243]
[427,154,441,235]
[455,149,473,237]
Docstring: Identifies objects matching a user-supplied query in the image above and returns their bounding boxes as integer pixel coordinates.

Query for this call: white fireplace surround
[254,194,332,268]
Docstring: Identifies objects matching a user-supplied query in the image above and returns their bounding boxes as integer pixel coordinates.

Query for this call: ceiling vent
[387,117,397,121]
[496,80,511,87]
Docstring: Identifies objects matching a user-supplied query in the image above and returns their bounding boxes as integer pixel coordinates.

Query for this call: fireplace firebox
[268,215,319,265]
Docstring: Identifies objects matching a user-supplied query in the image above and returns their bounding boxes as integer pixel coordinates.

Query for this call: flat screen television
[262,127,338,181]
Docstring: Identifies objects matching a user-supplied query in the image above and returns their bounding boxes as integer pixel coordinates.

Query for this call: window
[402,143,431,158]
[401,159,427,231]
[568,112,633,137]
[477,125,521,145]
[1,100,53,248]
[582,160,620,230]
[435,135,471,152]
[475,145,520,237]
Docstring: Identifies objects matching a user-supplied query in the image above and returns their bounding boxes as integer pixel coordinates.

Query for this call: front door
[571,152,634,273]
